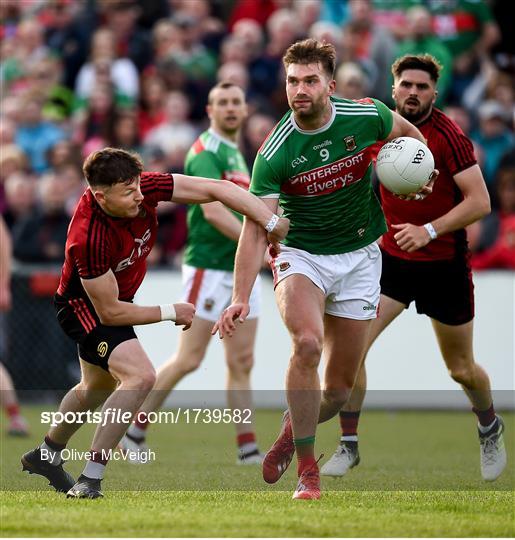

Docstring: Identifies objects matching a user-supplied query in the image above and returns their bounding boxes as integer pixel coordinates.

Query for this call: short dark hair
[283,39,336,79]
[391,54,442,84]
[83,147,143,188]
[207,81,243,104]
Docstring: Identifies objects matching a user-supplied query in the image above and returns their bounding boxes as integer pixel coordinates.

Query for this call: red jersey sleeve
[435,115,477,176]
[140,172,174,207]
[71,214,112,279]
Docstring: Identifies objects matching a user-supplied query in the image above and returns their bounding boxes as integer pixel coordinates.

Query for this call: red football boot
[262,410,294,484]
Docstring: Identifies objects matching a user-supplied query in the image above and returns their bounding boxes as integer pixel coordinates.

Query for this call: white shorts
[270,243,381,320]
[182,264,261,322]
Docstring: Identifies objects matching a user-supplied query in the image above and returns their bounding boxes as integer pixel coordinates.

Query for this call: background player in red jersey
[321,55,507,482]
[21,147,289,499]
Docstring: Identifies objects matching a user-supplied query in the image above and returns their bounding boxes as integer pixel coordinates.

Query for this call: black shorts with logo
[380,249,474,326]
[54,294,137,371]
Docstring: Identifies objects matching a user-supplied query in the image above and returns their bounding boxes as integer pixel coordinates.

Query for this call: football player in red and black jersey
[321,54,507,482]
[21,147,289,499]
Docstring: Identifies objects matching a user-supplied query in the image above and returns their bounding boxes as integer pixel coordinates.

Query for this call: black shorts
[380,250,474,326]
[54,294,137,371]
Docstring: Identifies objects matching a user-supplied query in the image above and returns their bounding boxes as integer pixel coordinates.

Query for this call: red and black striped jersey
[380,108,477,261]
[57,172,174,303]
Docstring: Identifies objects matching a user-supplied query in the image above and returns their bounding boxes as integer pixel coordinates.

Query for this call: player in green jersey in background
[120,82,264,464]
[214,39,431,499]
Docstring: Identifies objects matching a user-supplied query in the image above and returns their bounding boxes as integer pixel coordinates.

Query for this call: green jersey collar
[290,102,336,135]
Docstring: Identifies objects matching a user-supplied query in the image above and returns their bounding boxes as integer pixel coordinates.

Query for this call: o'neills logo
[282,148,371,197]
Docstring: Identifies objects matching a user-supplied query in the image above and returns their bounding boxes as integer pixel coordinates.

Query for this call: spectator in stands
[394,7,453,107]
[444,105,473,137]
[294,0,322,36]
[471,151,515,270]
[248,8,300,112]
[341,0,396,104]
[143,90,197,165]
[232,18,264,62]
[111,109,142,154]
[41,0,93,90]
[46,140,82,172]
[0,118,16,147]
[243,112,276,170]
[73,82,119,152]
[428,0,500,103]
[0,145,28,216]
[308,21,343,52]
[335,62,369,100]
[12,172,71,264]
[166,13,217,85]
[471,100,514,189]
[98,0,151,72]
[25,55,74,123]
[2,171,36,230]
[14,90,66,174]
[74,27,139,101]
[138,75,167,139]
[371,0,420,41]
[14,18,50,78]
[228,0,282,29]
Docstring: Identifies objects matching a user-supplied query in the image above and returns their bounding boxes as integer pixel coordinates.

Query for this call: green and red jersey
[183,128,250,271]
[251,96,393,255]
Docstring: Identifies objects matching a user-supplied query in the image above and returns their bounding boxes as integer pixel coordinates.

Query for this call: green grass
[1,407,514,537]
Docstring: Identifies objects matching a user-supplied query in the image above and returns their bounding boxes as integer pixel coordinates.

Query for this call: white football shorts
[181,264,261,322]
[270,242,381,320]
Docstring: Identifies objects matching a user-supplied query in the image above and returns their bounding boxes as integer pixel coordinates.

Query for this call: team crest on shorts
[204,298,215,311]
[97,342,108,358]
[279,262,290,272]
[344,135,357,152]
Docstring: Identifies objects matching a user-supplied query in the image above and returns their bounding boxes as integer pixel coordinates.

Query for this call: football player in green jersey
[214,39,429,499]
[121,82,265,464]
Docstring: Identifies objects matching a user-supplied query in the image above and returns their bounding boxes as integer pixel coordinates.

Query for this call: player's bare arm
[81,270,195,329]
[201,201,243,242]
[171,174,289,240]
[393,164,491,253]
[213,197,279,338]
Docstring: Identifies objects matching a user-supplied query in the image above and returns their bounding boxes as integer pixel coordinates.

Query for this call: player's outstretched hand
[173,302,196,331]
[211,303,250,339]
[392,223,432,252]
[396,170,439,201]
[267,217,289,254]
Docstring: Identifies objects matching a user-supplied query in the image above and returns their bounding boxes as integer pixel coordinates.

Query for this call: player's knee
[323,387,351,409]
[127,368,156,393]
[178,355,204,376]
[448,364,474,386]
[228,353,254,377]
[292,333,323,366]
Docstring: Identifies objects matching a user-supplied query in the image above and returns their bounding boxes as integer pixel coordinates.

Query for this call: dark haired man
[121,82,265,465]
[321,54,506,483]
[21,147,289,499]
[214,40,430,499]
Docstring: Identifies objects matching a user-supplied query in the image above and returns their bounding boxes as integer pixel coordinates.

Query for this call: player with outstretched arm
[21,147,288,499]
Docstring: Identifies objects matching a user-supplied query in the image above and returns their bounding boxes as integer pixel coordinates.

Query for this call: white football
[376,137,434,195]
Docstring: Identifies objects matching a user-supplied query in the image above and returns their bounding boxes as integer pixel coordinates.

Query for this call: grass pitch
[1,407,513,537]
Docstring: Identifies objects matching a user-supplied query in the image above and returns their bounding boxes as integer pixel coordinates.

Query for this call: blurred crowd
[0,0,513,269]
